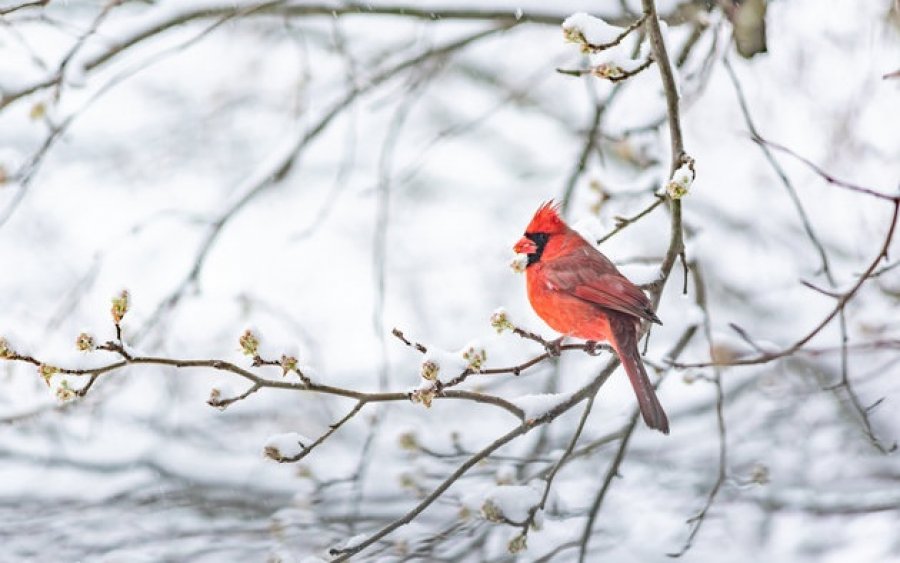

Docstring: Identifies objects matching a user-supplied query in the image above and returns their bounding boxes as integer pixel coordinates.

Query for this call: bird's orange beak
[513,236,536,255]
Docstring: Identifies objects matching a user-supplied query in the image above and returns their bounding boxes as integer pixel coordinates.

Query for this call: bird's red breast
[513,202,660,339]
[513,201,669,434]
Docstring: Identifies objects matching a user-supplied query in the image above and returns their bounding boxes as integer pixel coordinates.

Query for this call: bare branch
[0,0,48,16]
[578,408,640,562]
[723,56,837,284]
[330,359,623,561]
[674,202,900,371]
[597,194,665,244]
[641,0,689,304]
[134,23,517,342]
[668,262,727,557]
[4,340,528,420]
[556,56,654,82]
[270,401,365,463]
[0,3,659,111]
[519,395,597,540]
[749,134,899,202]
[578,13,649,53]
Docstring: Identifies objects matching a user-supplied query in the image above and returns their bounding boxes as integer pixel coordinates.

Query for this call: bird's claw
[545,337,564,357]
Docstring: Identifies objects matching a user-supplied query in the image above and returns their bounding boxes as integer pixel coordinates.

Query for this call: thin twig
[668,262,727,557]
[556,57,654,82]
[520,395,597,539]
[576,4,690,558]
[5,341,527,420]
[578,409,640,563]
[560,102,605,214]
[750,135,897,202]
[270,401,365,463]
[642,0,688,305]
[576,315,700,562]
[597,195,665,244]
[580,13,649,52]
[133,24,518,342]
[674,202,900,371]
[329,359,624,561]
[0,0,48,16]
[723,56,835,284]
[0,3,677,111]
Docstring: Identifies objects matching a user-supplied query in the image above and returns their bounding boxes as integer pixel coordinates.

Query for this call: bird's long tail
[609,313,669,434]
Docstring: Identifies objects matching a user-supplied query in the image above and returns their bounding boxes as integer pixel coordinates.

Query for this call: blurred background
[0,0,898,561]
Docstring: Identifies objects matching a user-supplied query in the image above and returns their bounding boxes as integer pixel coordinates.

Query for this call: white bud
[665,160,695,200]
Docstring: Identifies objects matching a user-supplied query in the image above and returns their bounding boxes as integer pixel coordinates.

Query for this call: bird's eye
[525,232,549,249]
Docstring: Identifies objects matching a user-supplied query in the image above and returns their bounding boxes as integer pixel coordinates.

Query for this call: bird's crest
[526,200,566,234]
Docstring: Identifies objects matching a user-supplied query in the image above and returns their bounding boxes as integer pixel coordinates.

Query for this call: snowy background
[1,0,898,561]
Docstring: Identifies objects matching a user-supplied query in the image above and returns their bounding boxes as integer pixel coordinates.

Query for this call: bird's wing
[544,251,662,324]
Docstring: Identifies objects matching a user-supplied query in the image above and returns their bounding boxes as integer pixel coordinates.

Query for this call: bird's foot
[545,336,564,357]
[584,340,612,356]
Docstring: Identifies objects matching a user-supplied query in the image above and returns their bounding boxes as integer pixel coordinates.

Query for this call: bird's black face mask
[524,232,549,266]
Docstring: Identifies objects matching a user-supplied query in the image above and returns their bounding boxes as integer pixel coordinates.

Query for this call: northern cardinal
[513,201,669,434]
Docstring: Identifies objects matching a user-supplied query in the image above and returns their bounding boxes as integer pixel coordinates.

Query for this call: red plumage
[514,201,669,434]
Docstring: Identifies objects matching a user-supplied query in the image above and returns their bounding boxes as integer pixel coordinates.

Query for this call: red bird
[513,201,669,434]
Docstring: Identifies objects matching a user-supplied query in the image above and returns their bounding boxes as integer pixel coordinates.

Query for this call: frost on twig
[467,483,543,526]
[562,12,646,52]
[411,341,488,406]
[559,12,653,82]
[207,382,261,410]
[264,432,311,462]
[511,392,574,422]
[237,328,310,385]
[665,157,696,200]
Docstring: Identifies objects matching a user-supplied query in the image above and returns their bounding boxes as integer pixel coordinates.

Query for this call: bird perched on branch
[513,201,669,434]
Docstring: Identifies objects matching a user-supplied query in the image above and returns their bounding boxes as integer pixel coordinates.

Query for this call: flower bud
[410,388,435,408]
[29,101,46,120]
[481,499,504,522]
[0,337,12,359]
[490,309,513,334]
[462,344,486,371]
[508,534,528,554]
[398,472,418,491]
[398,431,419,451]
[239,329,259,357]
[592,63,625,79]
[665,159,695,200]
[76,332,95,352]
[111,290,129,324]
[208,387,224,406]
[420,359,440,381]
[562,24,585,44]
[749,463,770,485]
[458,505,472,520]
[55,379,76,402]
[39,364,59,385]
[280,354,298,376]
